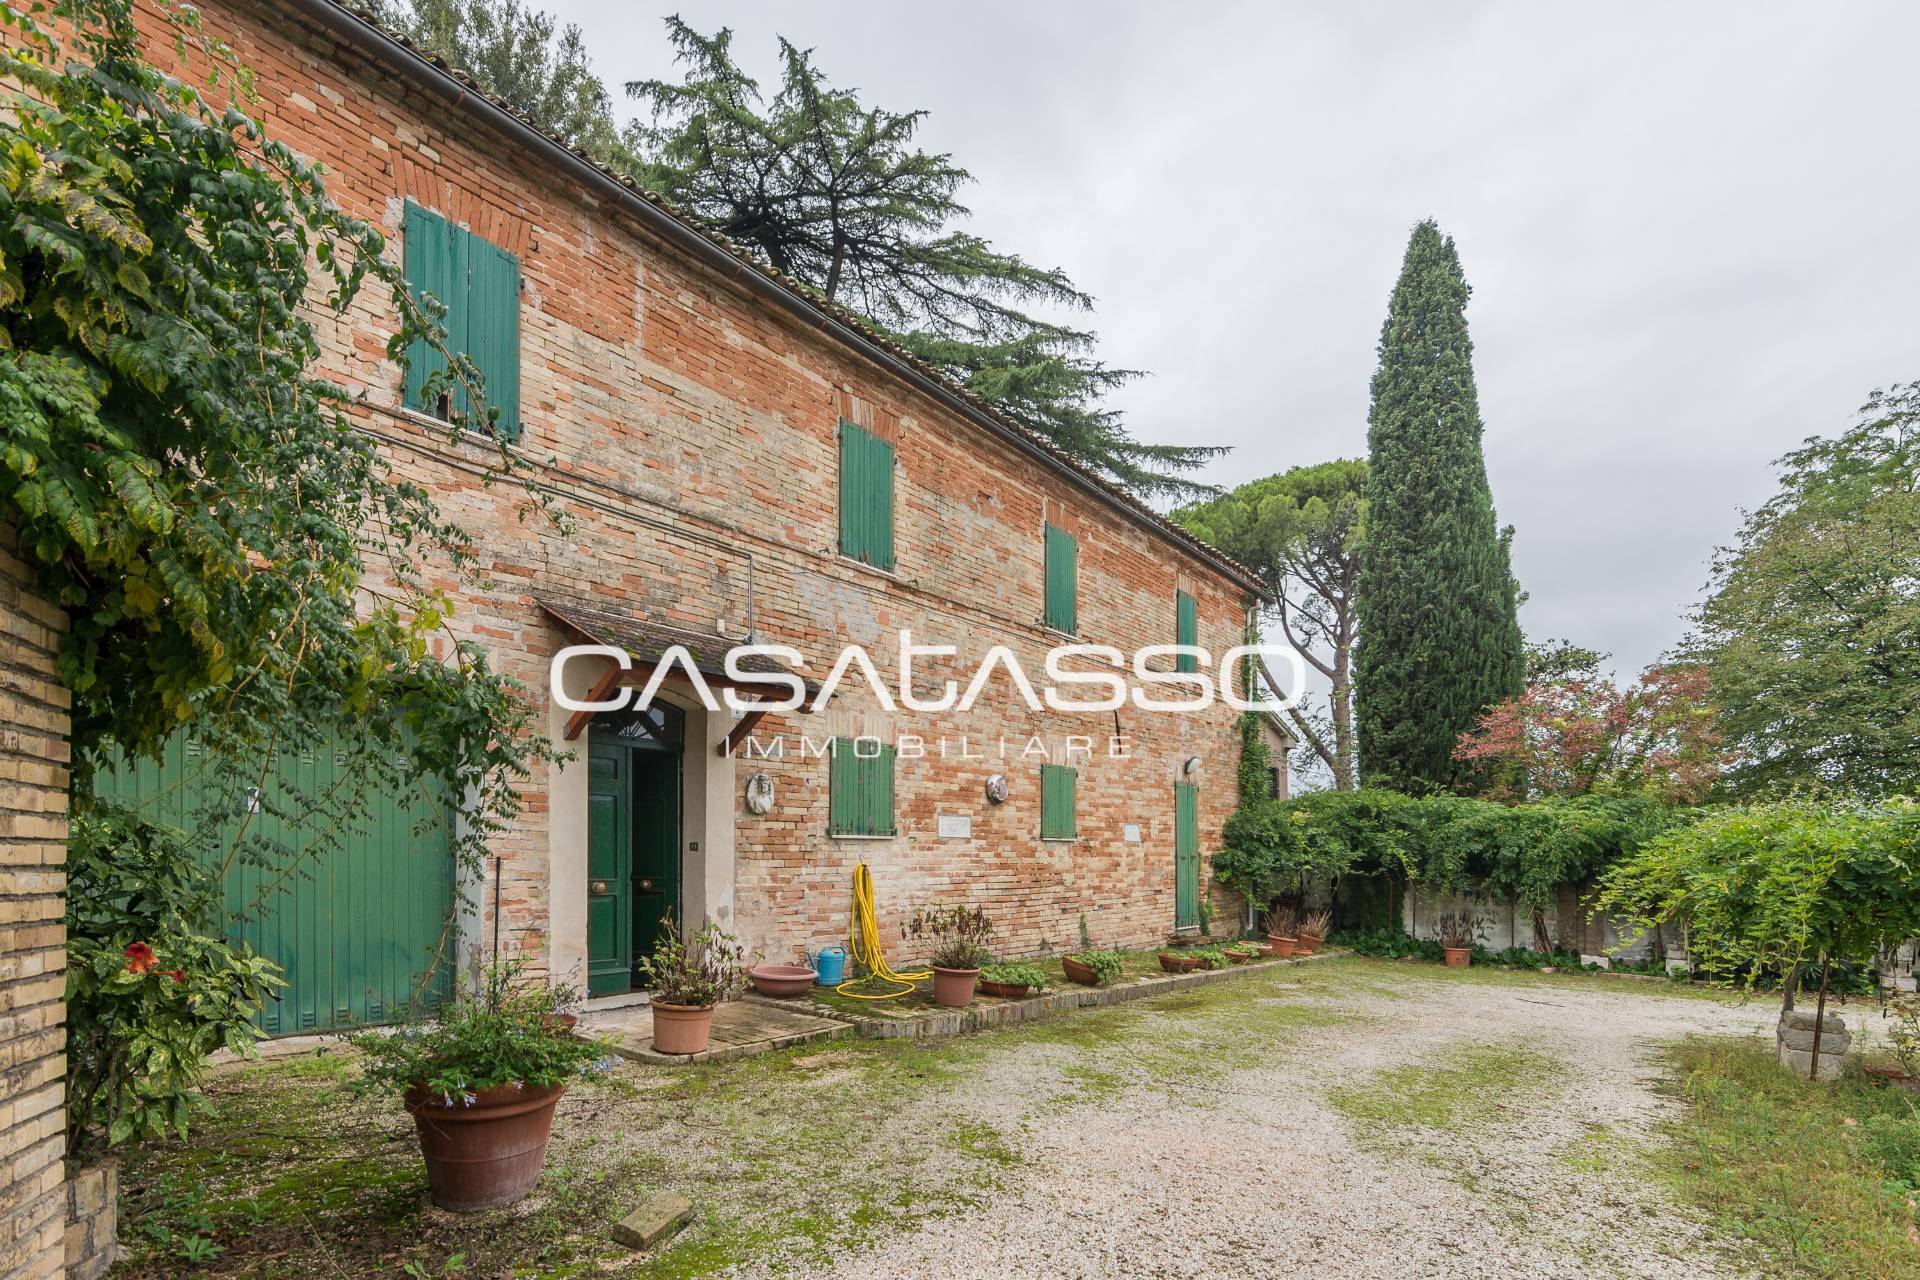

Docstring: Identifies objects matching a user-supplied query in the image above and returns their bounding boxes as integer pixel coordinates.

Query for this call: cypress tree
[1355,221,1524,792]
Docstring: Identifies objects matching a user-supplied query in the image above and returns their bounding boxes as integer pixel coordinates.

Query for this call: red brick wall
[0,526,69,1279]
[142,1,1265,968]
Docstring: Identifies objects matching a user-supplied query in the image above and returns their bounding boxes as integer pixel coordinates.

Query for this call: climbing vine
[0,0,564,880]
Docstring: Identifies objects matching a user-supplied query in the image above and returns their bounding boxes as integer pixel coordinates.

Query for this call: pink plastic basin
[748,964,819,998]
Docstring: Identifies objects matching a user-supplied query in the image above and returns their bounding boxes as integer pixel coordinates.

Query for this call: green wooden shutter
[829,739,855,833]
[1040,763,1077,839]
[466,235,521,441]
[870,744,896,835]
[1175,782,1199,928]
[830,739,896,835]
[1176,589,1198,673]
[1044,524,1077,633]
[838,421,895,569]
[402,202,454,415]
[402,203,520,441]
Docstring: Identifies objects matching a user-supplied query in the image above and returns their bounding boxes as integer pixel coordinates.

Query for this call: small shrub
[1066,949,1126,985]
[1300,909,1333,940]
[345,959,615,1102]
[66,803,282,1154]
[1332,928,1445,963]
[979,961,1048,989]
[905,904,994,970]
[637,914,748,1007]
[1435,912,1484,950]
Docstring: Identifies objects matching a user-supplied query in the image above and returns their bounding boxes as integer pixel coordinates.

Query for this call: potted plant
[1225,941,1264,964]
[1196,898,1215,941]
[1063,949,1125,986]
[1190,946,1228,970]
[1436,912,1482,968]
[978,961,1049,999]
[906,904,994,1007]
[1296,909,1332,955]
[1063,911,1125,986]
[1158,949,1200,973]
[638,914,749,1054]
[346,960,618,1212]
[1265,907,1298,958]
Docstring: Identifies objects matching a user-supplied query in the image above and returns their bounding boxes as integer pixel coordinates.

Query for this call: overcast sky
[549,0,1916,681]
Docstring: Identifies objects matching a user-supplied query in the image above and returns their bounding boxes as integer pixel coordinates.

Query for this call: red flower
[123,942,157,975]
[165,970,186,983]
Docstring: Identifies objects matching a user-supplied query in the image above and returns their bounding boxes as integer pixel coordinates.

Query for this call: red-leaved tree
[1453,655,1727,803]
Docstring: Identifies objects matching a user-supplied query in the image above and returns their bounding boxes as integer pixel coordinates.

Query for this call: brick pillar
[0,525,72,1279]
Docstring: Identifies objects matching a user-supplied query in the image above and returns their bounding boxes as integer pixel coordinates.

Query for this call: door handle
[591,880,609,895]
[638,878,655,892]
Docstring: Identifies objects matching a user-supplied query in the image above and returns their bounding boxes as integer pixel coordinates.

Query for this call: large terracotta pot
[977,978,1032,999]
[1443,947,1472,969]
[404,1083,564,1212]
[931,966,980,1008]
[1295,931,1323,956]
[1268,935,1297,959]
[650,1001,717,1055]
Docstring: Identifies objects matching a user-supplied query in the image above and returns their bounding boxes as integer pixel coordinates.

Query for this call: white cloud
[557,0,1918,677]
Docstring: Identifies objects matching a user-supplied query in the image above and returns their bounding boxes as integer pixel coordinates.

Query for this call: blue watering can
[807,946,848,986]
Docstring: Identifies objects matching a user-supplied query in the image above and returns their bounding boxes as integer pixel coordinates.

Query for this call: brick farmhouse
[114,0,1278,1017]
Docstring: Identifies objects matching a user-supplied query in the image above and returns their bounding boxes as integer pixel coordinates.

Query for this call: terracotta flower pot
[931,966,980,1008]
[1062,957,1100,986]
[748,964,818,998]
[1158,952,1184,973]
[1443,946,1472,968]
[1295,931,1323,956]
[650,1001,717,1055]
[1226,950,1251,965]
[404,1083,564,1212]
[1268,935,1297,959]
[977,979,1032,999]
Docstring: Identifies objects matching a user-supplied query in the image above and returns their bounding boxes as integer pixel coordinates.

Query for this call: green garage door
[95,733,455,1036]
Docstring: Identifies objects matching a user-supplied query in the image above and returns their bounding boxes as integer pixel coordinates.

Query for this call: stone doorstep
[796,949,1349,1042]
[609,1000,852,1066]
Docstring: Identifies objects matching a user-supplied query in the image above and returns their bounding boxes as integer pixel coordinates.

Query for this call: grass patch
[1656,1035,1920,1280]
[1329,1043,1562,1135]
[116,957,1380,1277]
[1556,1121,1650,1177]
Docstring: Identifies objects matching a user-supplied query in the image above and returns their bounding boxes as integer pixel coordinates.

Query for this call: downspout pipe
[284,0,1263,598]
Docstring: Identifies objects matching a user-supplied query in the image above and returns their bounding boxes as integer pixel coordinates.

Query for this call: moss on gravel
[1329,1043,1563,1136]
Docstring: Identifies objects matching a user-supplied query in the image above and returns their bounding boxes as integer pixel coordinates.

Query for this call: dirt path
[745,963,1777,1280]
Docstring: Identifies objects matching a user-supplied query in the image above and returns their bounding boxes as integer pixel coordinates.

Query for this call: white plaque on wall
[1123,823,1142,843]
[937,814,972,839]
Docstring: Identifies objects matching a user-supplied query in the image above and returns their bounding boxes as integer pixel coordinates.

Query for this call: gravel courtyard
[118,958,1791,1279]
[776,961,1778,1280]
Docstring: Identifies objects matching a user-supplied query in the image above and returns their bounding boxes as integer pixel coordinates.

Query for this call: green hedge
[1214,788,1685,912]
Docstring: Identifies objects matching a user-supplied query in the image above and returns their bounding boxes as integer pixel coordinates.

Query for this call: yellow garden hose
[835,863,930,1000]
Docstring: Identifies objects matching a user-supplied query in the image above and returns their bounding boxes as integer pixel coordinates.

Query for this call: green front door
[587,704,684,995]
[1175,783,1200,929]
[630,756,680,973]
[586,740,633,997]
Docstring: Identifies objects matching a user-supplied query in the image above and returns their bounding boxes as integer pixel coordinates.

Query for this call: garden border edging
[782,949,1347,1040]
